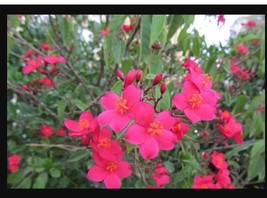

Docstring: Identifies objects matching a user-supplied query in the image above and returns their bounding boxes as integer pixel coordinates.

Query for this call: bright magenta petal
[68,132,86,137]
[183,81,200,98]
[125,124,147,145]
[101,92,119,110]
[154,129,176,150]
[99,127,112,139]
[128,102,154,128]
[98,110,116,126]
[92,152,107,167]
[64,120,80,132]
[184,109,201,123]
[140,136,159,160]
[200,90,217,106]
[110,113,130,133]
[104,173,121,189]
[79,111,93,122]
[123,85,142,107]
[172,94,189,110]
[87,165,106,182]
[115,161,132,178]
[155,111,175,130]
[195,104,216,121]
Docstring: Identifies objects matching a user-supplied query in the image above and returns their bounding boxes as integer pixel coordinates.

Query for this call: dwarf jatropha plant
[63,58,244,189]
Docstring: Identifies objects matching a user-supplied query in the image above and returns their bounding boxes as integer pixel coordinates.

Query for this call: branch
[236,48,260,66]
[26,143,86,152]
[125,17,141,52]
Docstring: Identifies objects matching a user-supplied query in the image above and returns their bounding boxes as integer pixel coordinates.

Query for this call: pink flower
[211,151,228,170]
[246,20,256,28]
[217,15,225,26]
[216,169,231,188]
[43,54,66,65]
[122,24,134,32]
[172,81,217,123]
[152,163,170,187]
[87,151,132,189]
[91,127,122,161]
[41,124,54,138]
[236,44,249,54]
[101,27,109,36]
[192,175,217,189]
[21,84,30,92]
[24,49,36,59]
[183,58,203,74]
[40,43,53,51]
[64,112,96,137]
[171,117,190,142]
[98,85,141,133]
[81,135,91,145]
[57,128,67,136]
[218,118,243,141]
[8,154,22,173]
[22,58,42,74]
[218,109,233,123]
[125,102,176,159]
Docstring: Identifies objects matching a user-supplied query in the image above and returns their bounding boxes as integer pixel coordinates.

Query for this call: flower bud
[117,69,125,81]
[21,84,30,92]
[160,83,167,94]
[203,152,209,159]
[202,131,209,137]
[151,43,162,50]
[50,65,59,75]
[136,69,142,82]
[124,69,136,87]
[38,68,46,75]
[153,73,163,85]
[81,135,90,146]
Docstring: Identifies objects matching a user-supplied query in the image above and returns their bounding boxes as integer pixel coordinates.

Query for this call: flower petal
[139,136,159,160]
[194,104,216,121]
[115,161,132,178]
[154,129,176,150]
[125,124,147,145]
[87,165,106,182]
[184,109,201,123]
[101,92,119,110]
[128,101,154,128]
[155,111,175,130]
[182,80,200,98]
[104,173,121,189]
[110,113,130,133]
[79,111,93,122]
[123,85,142,107]
[98,110,116,126]
[64,120,80,132]
[92,152,107,166]
[200,90,217,106]
[99,127,112,139]
[172,94,189,110]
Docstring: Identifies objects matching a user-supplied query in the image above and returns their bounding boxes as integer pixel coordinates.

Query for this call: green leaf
[192,37,201,57]
[238,34,259,43]
[112,40,126,64]
[248,155,265,181]
[57,99,67,123]
[182,37,191,52]
[150,15,166,46]
[158,27,167,49]
[17,177,32,189]
[156,87,171,110]
[205,56,217,72]
[146,73,156,80]
[49,167,61,178]
[251,139,265,158]
[33,172,48,188]
[167,15,184,42]
[111,80,123,95]
[139,15,152,63]
[148,54,163,74]
[164,161,175,173]
[225,141,255,159]
[74,100,87,111]
[7,170,25,185]
[233,95,247,114]
[244,96,259,119]
[121,59,132,74]
[68,150,89,163]
[59,177,70,188]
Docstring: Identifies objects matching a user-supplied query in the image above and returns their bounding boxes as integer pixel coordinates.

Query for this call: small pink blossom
[22,58,42,74]
[217,15,225,26]
[41,124,54,138]
[171,117,190,142]
[40,43,53,51]
[43,54,66,65]
[236,44,249,54]
[101,27,109,36]
[57,128,67,136]
[192,175,217,189]
[8,154,22,173]
[211,151,228,170]
[152,163,170,187]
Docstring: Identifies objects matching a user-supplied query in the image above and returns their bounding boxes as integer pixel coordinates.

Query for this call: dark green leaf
[74,100,87,111]
[164,161,175,173]
[50,168,61,178]
[57,99,67,123]
[33,172,48,188]
[112,40,126,64]
[111,80,123,95]
[148,54,163,74]
[192,37,201,57]
[68,150,90,163]
[233,95,247,114]
[150,15,166,46]
[7,170,25,185]
[17,177,32,189]
[139,15,152,63]
[167,15,184,42]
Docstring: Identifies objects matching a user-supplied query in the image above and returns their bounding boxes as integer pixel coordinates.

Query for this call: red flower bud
[30,80,35,87]
[124,69,136,87]
[117,69,125,81]
[203,152,209,159]
[153,73,163,85]
[202,131,209,137]
[81,135,90,146]
[38,69,46,75]
[151,43,162,50]
[50,65,59,75]
[160,83,167,94]
[136,69,142,82]
[21,84,30,92]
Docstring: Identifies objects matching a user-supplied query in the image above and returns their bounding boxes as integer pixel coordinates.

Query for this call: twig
[236,48,260,66]
[26,143,86,152]
[125,17,141,52]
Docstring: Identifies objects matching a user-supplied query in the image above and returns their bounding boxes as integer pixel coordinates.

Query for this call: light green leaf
[164,161,175,173]
[233,95,247,114]
[7,170,25,185]
[192,37,201,57]
[68,150,90,163]
[17,177,32,189]
[111,80,123,95]
[33,172,48,188]
[167,15,183,42]
[49,167,61,178]
[148,54,163,74]
[74,100,87,111]
[112,40,126,64]
[146,73,156,80]
[57,99,67,123]
[139,15,152,63]
[150,15,166,46]
[248,155,265,181]
[225,141,255,159]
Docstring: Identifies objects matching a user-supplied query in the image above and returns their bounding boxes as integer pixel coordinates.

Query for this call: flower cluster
[21,43,66,93]
[40,124,67,138]
[192,151,235,189]
[8,154,22,173]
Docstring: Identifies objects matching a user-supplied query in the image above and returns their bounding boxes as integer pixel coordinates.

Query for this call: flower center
[78,119,90,130]
[223,125,231,134]
[201,74,213,87]
[173,123,182,133]
[187,94,203,109]
[106,161,118,172]
[98,138,112,148]
[147,121,163,136]
[115,97,129,114]
[201,184,208,188]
